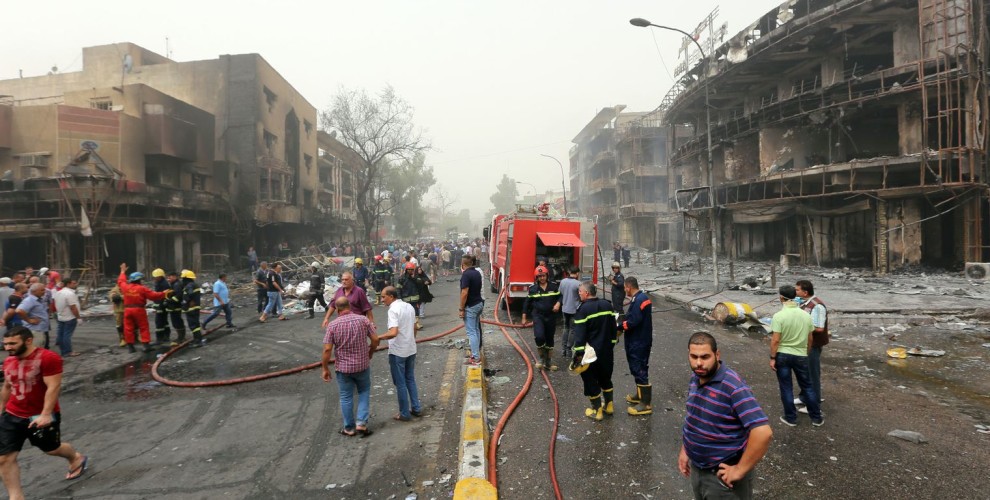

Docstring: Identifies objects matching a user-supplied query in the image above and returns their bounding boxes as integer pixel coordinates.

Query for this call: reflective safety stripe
[183,306,201,313]
[191,327,202,333]
[640,299,652,310]
[574,345,586,351]
[573,311,618,324]
[529,291,561,298]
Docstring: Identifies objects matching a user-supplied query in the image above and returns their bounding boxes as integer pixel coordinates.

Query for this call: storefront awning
[537,232,586,247]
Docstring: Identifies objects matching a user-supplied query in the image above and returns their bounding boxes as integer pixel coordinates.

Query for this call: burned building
[570,106,682,250]
[0,43,355,278]
[665,0,989,273]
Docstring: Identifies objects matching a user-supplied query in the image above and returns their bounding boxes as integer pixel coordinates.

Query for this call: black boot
[627,384,653,416]
[175,329,186,344]
[545,349,557,371]
[602,388,614,415]
[142,342,153,352]
[626,385,642,405]
[308,309,315,319]
[126,343,136,353]
[535,347,545,369]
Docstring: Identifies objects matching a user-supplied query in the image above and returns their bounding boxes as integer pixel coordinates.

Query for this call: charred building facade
[665,0,990,273]
[0,43,358,280]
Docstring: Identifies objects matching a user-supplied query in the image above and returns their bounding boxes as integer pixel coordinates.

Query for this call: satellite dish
[51,65,58,73]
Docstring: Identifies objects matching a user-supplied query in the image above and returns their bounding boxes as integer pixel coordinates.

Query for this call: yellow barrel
[712,302,755,324]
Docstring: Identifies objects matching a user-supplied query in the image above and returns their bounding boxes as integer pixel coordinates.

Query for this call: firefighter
[117,263,170,353]
[398,262,426,330]
[609,262,625,313]
[180,269,206,347]
[619,276,653,416]
[570,281,618,421]
[521,265,562,370]
[352,257,370,292]
[371,255,392,305]
[151,268,171,346]
[166,271,186,345]
[306,262,327,319]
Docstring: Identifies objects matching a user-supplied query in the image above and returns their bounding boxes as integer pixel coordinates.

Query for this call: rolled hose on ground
[151,314,464,388]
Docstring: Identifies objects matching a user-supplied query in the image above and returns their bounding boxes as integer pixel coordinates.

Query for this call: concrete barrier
[454,365,497,499]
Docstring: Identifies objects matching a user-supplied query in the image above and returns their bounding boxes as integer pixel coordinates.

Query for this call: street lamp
[630,17,719,289]
[539,154,569,217]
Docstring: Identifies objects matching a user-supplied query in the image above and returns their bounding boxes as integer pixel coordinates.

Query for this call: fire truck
[484,203,599,303]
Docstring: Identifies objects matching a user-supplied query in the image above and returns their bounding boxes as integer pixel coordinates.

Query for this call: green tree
[486,174,518,220]
[385,153,436,238]
[320,85,430,239]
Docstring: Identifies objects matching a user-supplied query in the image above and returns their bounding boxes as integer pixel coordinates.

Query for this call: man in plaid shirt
[322,297,380,437]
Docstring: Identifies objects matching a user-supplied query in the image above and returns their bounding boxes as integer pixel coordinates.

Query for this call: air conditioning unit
[18,154,50,168]
[964,262,990,280]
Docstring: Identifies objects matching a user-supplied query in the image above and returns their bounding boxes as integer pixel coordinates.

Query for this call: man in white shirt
[53,278,82,357]
[378,286,421,421]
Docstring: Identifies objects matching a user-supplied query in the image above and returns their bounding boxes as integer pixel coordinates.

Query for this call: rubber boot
[627,384,653,416]
[117,326,126,347]
[142,342,153,353]
[546,350,558,371]
[535,347,545,369]
[585,394,604,421]
[126,343,136,353]
[602,388,614,415]
[162,331,172,347]
[626,385,642,405]
[175,329,186,345]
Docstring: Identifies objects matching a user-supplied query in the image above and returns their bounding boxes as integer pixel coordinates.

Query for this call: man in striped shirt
[679,332,772,499]
[321,297,380,437]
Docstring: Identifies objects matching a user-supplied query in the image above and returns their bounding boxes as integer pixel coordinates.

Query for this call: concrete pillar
[892,17,921,65]
[174,234,184,272]
[897,102,924,155]
[135,234,148,275]
[875,200,889,275]
[190,234,202,272]
[821,53,844,86]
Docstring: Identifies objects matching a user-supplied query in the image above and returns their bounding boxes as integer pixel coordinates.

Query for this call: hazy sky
[2,0,784,221]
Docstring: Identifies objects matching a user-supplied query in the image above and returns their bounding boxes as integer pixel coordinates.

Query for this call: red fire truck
[485,204,599,303]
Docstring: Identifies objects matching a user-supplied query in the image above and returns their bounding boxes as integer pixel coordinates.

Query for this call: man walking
[609,262,625,313]
[557,266,581,356]
[15,284,50,351]
[770,285,823,427]
[323,272,374,327]
[378,286,421,421]
[679,331,772,499]
[260,262,286,322]
[795,279,828,413]
[202,274,234,330]
[521,265,561,370]
[306,263,328,320]
[620,276,653,416]
[254,261,269,314]
[0,326,89,499]
[459,255,484,366]
[570,281,617,421]
[53,279,82,357]
[321,298,379,437]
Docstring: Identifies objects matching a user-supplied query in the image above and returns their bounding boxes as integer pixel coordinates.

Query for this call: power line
[431,140,571,165]
[649,29,675,83]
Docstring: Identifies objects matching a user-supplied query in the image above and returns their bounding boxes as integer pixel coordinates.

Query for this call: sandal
[65,455,88,480]
[339,428,356,437]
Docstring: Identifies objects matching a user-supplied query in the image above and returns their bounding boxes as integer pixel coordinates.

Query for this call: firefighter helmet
[612,261,621,269]
[354,258,364,265]
[535,265,549,277]
[128,272,144,283]
[151,268,166,278]
[180,269,197,280]
[311,261,321,269]
[405,262,416,270]
[375,255,383,262]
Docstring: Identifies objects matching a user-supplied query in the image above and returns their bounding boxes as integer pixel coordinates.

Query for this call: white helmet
[311,261,321,269]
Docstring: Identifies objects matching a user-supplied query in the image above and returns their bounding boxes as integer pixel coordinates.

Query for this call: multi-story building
[664,0,989,272]
[570,106,681,250]
[0,42,354,277]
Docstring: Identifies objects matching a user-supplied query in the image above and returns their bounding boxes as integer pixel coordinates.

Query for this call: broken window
[263,130,278,155]
[191,173,207,191]
[304,120,313,138]
[90,98,112,111]
[263,86,277,113]
[304,154,313,174]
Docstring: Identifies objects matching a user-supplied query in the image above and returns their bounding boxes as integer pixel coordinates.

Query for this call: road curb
[454,364,497,499]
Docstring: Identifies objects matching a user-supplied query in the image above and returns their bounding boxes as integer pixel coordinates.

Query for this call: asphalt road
[485,291,990,499]
[16,278,470,499]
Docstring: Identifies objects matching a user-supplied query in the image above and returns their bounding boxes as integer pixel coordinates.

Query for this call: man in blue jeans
[321,297,379,437]
[458,256,484,365]
[770,285,823,427]
[53,279,82,357]
[378,286,421,421]
[202,274,235,330]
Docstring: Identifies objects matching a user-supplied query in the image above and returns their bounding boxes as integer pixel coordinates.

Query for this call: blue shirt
[212,280,230,307]
[683,362,769,469]
[16,294,49,333]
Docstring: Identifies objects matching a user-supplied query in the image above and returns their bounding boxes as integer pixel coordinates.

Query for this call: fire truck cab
[486,204,599,303]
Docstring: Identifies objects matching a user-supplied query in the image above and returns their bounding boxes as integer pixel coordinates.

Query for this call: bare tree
[320,85,430,239]
[432,184,459,233]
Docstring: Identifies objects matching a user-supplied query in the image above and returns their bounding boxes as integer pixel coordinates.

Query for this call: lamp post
[630,17,719,289]
[539,154,569,217]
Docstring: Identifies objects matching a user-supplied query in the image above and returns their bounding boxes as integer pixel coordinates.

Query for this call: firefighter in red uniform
[117,263,170,353]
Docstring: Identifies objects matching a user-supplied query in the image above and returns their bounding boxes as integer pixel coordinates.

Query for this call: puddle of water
[91,353,165,401]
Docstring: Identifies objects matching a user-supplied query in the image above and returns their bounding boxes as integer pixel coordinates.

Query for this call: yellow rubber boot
[585,395,604,421]
[627,384,653,416]
[602,388,614,415]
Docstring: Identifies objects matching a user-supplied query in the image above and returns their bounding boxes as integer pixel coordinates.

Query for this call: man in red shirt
[118,263,170,353]
[0,326,88,499]
[321,272,374,329]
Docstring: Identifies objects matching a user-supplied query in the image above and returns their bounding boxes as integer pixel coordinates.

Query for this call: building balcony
[619,202,666,218]
[259,155,291,173]
[618,164,667,180]
[591,150,616,167]
[587,178,616,195]
[144,113,198,161]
